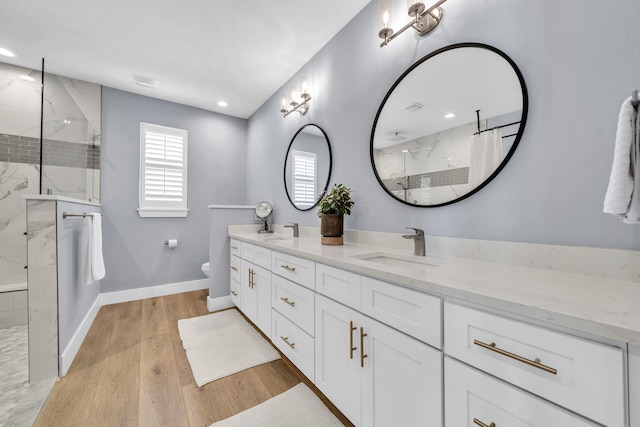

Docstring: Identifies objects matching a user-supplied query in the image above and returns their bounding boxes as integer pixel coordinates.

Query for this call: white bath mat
[177,309,280,387]
[210,383,343,427]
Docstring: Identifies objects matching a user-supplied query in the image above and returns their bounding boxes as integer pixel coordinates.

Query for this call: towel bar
[62,212,89,219]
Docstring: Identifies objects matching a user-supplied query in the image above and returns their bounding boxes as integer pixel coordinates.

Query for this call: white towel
[603,96,640,223]
[469,128,504,189]
[84,213,106,285]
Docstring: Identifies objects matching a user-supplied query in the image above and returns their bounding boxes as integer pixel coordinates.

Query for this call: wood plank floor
[35,290,352,427]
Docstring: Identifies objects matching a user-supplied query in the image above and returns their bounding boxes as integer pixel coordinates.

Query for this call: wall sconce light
[280,78,311,117]
[378,0,448,47]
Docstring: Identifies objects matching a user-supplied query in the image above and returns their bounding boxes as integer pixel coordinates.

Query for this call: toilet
[201,262,210,277]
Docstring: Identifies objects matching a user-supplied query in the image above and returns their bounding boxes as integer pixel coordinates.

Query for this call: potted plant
[317,183,354,245]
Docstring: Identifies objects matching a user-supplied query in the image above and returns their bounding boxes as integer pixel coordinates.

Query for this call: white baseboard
[207,295,235,312]
[100,279,209,306]
[59,279,209,377]
[59,294,102,376]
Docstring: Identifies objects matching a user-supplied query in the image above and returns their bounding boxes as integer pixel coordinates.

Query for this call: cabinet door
[315,295,362,426]
[631,344,640,427]
[240,260,271,337]
[361,316,443,427]
[445,357,598,427]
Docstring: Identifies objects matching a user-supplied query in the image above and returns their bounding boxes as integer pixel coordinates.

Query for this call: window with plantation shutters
[292,149,316,207]
[138,123,188,217]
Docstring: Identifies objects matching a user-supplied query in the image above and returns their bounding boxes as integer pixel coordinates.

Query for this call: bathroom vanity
[228,224,639,427]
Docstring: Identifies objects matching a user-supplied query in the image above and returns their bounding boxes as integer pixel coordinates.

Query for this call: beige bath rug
[210,383,343,426]
[177,309,280,387]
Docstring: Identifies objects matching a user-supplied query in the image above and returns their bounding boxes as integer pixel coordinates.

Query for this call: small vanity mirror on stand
[255,201,274,234]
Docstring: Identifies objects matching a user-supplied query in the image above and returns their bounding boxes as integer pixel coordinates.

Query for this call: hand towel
[603,95,640,223]
[84,213,106,285]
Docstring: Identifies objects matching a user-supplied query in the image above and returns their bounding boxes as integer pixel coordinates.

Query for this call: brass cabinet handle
[473,339,557,375]
[248,268,252,288]
[280,264,296,272]
[230,290,238,296]
[230,266,238,271]
[251,270,256,288]
[231,245,239,250]
[280,297,296,307]
[349,321,357,359]
[280,336,295,349]
[473,418,496,427]
[360,327,368,368]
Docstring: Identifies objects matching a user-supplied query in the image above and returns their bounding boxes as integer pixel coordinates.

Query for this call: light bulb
[281,96,287,109]
[383,10,390,26]
[301,80,308,95]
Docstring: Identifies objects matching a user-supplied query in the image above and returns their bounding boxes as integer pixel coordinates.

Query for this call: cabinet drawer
[271,274,315,336]
[361,277,441,349]
[445,357,598,427]
[240,242,271,270]
[445,303,624,427]
[271,251,315,290]
[316,263,361,310]
[230,278,241,308]
[230,255,240,283]
[230,239,241,257]
[272,310,314,382]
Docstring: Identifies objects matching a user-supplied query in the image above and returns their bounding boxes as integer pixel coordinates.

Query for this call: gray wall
[101,88,247,292]
[246,0,640,250]
[56,201,101,354]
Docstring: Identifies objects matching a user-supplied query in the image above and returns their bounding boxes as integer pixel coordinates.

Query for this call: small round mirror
[255,201,273,233]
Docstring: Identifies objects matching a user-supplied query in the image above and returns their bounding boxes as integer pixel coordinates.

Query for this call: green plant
[317,184,355,218]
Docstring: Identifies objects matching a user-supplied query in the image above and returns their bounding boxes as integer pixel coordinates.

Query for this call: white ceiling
[0,0,371,119]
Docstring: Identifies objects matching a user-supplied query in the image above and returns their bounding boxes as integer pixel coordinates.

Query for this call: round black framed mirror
[370,43,528,207]
[284,123,333,211]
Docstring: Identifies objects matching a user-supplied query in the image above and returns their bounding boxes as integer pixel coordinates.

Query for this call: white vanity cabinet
[270,270,316,382]
[315,294,443,427]
[444,302,625,427]
[231,242,272,337]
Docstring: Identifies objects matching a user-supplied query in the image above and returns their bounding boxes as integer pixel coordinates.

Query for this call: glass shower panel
[41,71,101,202]
[0,62,41,289]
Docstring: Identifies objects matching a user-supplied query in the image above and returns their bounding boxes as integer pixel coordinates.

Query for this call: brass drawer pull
[360,327,368,368]
[230,266,238,271]
[473,418,495,427]
[473,339,557,375]
[349,321,357,359]
[280,297,296,307]
[281,264,296,272]
[280,336,295,349]
[230,290,238,297]
[231,245,239,250]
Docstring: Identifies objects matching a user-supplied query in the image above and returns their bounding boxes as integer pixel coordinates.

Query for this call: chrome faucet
[402,227,425,256]
[284,222,299,238]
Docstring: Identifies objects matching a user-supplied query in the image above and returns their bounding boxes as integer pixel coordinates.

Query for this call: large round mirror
[284,124,333,211]
[371,43,528,207]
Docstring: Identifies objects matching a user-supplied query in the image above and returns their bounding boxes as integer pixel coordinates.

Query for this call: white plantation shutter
[292,150,316,207]
[138,123,188,217]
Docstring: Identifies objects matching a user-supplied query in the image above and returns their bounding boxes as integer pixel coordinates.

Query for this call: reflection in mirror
[371,43,528,207]
[284,124,333,211]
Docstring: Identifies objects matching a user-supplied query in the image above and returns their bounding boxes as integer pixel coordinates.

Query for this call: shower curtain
[469,128,504,189]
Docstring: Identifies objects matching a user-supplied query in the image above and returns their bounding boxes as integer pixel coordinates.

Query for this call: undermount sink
[350,251,445,270]
[265,236,292,241]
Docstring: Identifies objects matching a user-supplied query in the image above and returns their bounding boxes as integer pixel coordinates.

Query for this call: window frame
[138,122,189,218]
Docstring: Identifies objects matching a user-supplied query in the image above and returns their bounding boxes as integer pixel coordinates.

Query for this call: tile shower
[0,60,101,422]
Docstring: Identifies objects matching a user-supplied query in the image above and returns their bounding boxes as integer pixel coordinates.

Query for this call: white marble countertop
[229,228,640,345]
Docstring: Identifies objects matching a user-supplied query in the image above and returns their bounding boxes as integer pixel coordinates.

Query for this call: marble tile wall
[26,199,58,383]
[0,290,27,328]
[0,162,39,287]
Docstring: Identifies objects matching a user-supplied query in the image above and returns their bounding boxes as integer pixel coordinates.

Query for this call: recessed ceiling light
[0,48,15,57]
[444,113,456,119]
[217,101,228,107]
[133,74,155,88]
[19,75,35,82]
